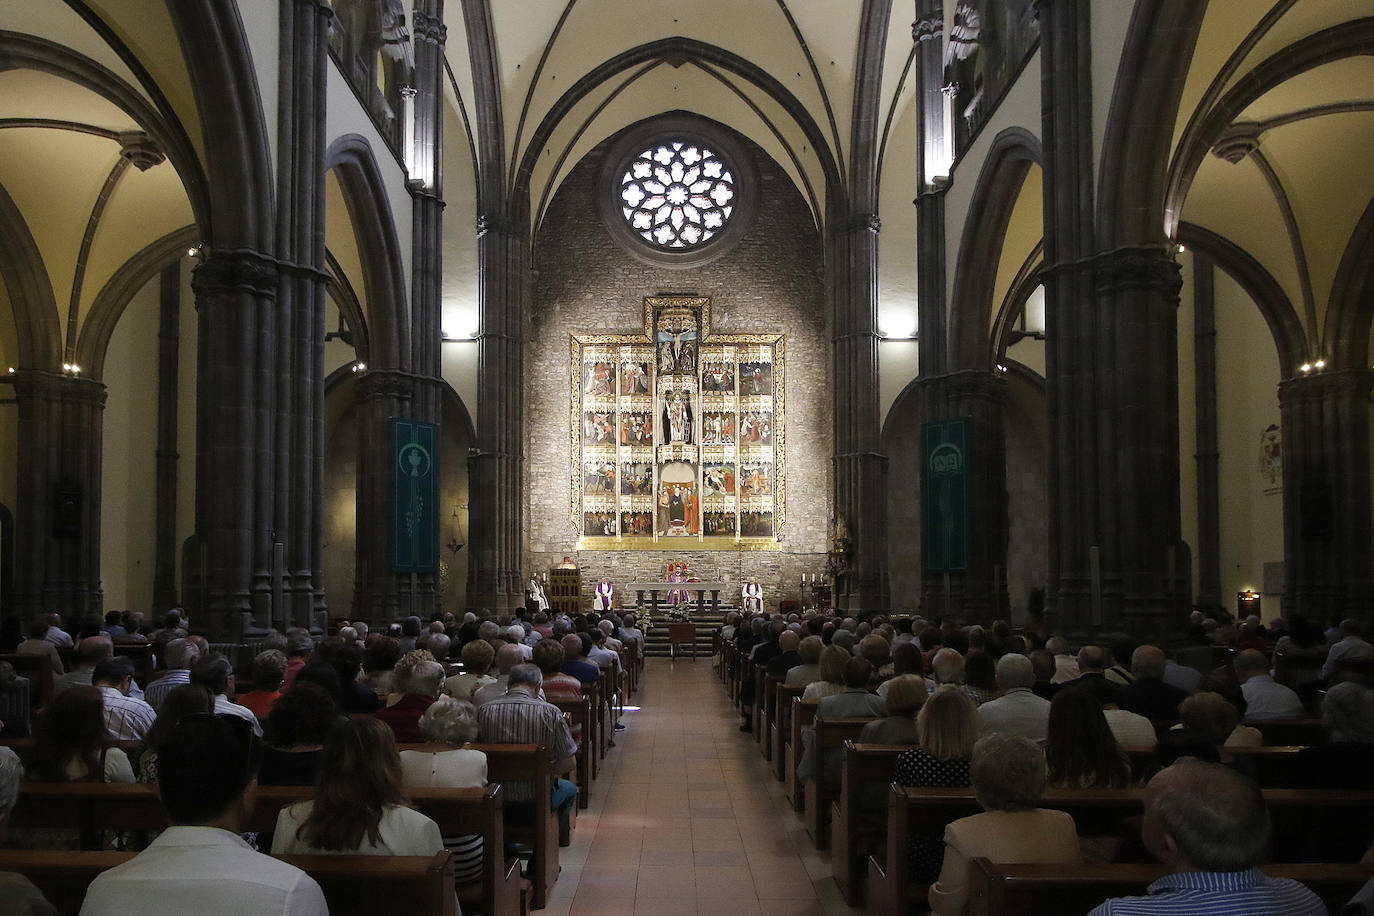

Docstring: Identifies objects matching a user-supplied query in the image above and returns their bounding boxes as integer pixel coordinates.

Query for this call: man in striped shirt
[144,638,200,710]
[93,656,156,742]
[475,664,577,815]
[1086,759,1325,915]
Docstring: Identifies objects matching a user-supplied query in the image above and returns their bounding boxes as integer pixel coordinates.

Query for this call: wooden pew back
[12,779,519,916]
[833,742,915,904]
[0,653,53,709]
[785,697,820,810]
[0,849,460,916]
[804,716,879,850]
[771,681,806,780]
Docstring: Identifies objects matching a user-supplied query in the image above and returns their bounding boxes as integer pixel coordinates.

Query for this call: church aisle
[543,657,865,916]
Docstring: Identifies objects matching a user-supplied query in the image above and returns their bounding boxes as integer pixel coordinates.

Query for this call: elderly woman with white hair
[400,696,488,884]
[927,734,1081,915]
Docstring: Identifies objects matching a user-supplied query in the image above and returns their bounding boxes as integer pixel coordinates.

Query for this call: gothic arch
[1176,221,1306,378]
[0,30,210,237]
[0,182,61,369]
[513,37,845,230]
[163,5,272,248]
[75,225,199,379]
[325,134,411,371]
[1323,198,1374,370]
[949,126,1043,370]
[1097,0,1207,249]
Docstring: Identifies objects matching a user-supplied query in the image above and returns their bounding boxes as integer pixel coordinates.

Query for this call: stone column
[191,250,280,639]
[1191,254,1222,612]
[153,262,180,613]
[1037,0,1100,634]
[831,210,888,612]
[917,370,1009,621]
[275,0,334,630]
[1279,369,1374,618]
[407,0,447,616]
[12,371,107,621]
[1093,247,1186,637]
[912,2,948,377]
[351,367,411,619]
[461,0,523,612]
[468,213,526,611]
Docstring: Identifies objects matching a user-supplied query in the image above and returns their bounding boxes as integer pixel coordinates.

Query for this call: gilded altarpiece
[572,297,784,549]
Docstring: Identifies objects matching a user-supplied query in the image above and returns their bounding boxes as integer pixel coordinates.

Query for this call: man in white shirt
[1320,618,1374,681]
[190,655,263,737]
[42,613,74,649]
[977,654,1052,741]
[1235,649,1304,719]
[92,657,156,742]
[80,715,327,915]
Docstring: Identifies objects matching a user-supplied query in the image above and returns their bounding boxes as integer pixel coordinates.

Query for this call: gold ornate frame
[569,296,785,551]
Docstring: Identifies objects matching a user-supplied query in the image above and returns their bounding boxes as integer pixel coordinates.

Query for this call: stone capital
[354,367,424,402]
[192,250,279,299]
[11,369,107,407]
[1278,367,1373,404]
[1093,246,1182,298]
[844,212,881,235]
[913,16,942,43]
[412,10,447,43]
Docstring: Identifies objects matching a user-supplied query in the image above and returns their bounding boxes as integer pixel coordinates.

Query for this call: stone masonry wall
[525,129,831,611]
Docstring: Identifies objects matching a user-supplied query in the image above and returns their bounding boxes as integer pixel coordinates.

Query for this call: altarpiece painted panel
[571,297,784,549]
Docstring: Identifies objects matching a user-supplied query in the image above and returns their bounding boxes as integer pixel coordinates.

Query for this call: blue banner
[392,419,438,573]
[922,418,969,573]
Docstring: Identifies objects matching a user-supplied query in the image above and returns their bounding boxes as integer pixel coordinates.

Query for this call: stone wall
[525,127,832,611]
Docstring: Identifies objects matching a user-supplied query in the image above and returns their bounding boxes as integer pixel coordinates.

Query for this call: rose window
[618,141,736,250]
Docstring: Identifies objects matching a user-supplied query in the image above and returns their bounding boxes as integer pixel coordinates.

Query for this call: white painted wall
[100,275,160,612]
[1214,266,1284,608]
[880,339,920,428]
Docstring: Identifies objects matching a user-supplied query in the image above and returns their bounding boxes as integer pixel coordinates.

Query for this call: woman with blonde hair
[272,717,446,858]
[802,644,850,700]
[893,687,978,883]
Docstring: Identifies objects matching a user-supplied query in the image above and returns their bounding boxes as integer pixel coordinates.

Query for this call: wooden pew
[804,716,879,850]
[967,858,1374,916]
[758,674,782,762]
[770,682,806,780]
[465,743,562,909]
[0,653,54,709]
[867,784,1374,915]
[10,783,520,916]
[1120,743,1307,787]
[550,694,593,810]
[0,849,462,916]
[751,662,767,744]
[785,698,819,811]
[1243,717,1324,746]
[832,741,915,904]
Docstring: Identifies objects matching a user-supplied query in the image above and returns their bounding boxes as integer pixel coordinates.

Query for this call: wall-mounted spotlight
[350,361,367,373]
[61,362,82,375]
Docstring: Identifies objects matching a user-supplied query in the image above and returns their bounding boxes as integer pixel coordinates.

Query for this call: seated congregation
[0,607,643,914]
[718,607,1374,914]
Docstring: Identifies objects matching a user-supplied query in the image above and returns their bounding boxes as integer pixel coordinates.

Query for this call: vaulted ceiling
[0,1,198,373]
[1166,1,1374,366]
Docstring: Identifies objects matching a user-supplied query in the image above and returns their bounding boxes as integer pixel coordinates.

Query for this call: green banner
[392,419,438,573]
[922,418,969,572]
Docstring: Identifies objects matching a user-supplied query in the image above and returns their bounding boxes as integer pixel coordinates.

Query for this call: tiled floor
[542,657,866,915]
